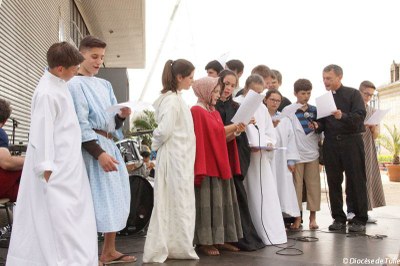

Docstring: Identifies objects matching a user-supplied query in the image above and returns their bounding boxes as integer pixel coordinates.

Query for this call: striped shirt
[295,105,317,135]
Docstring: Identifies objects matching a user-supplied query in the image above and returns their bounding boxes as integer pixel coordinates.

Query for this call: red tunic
[191,106,241,186]
[0,167,22,202]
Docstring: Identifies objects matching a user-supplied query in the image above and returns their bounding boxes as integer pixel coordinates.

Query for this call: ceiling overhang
[74,0,145,69]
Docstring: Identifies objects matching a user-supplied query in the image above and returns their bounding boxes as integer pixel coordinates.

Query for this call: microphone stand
[11,118,18,145]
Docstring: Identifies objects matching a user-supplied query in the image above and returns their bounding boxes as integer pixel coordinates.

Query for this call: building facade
[377,61,400,153]
[377,82,400,131]
[0,0,145,144]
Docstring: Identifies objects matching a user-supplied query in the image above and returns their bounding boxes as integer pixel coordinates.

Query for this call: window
[70,0,90,47]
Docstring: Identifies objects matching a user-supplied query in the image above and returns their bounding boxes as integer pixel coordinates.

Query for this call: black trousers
[323,135,368,224]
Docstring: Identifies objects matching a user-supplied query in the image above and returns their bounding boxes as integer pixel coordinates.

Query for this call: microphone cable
[321,165,331,213]
[254,125,304,256]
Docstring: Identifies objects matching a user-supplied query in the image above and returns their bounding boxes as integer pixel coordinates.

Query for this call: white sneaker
[347,212,355,221]
[367,215,377,223]
[0,225,11,239]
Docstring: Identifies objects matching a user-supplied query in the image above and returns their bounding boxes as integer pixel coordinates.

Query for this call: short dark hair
[265,89,282,100]
[251,65,272,79]
[205,60,223,74]
[271,69,282,84]
[79,35,107,51]
[0,98,11,124]
[323,64,343,77]
[140,151,150,158]
[359,80,376,91]
[46,42,84,69]
[294,79,312,93]
[226,59,244,73]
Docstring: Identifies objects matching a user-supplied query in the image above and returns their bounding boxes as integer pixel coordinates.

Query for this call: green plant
[378,124,400,164]
[131,110,157,147]
[377,154,392,164]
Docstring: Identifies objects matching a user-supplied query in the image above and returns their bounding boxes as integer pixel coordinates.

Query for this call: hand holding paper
[105,100,154,113]
[119,107,131,118]
[315,92,337,119]
[231,90,264,124]
[106,101,134,113]
[364,109,390,125]
[276,103,303,120]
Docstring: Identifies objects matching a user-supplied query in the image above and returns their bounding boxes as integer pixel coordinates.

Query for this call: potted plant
[379,124,400,182]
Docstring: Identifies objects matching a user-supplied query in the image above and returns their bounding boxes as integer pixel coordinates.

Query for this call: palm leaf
[133,119,152,130]
[378,124,400,164]
[130,110,158,147]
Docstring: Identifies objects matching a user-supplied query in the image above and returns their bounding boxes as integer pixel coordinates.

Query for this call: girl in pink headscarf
[191,76,245,256]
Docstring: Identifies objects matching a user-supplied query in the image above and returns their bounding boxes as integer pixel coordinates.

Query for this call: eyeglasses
[268,98,281,103]
[362,92,374,97]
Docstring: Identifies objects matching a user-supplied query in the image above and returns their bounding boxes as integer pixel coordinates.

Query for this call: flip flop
[289,224,303,232]
[102,254,137,265]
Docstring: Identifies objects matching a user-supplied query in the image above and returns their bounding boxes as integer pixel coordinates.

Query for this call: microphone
[253,123,259,130]
[303,112,314,124]
[304,112,317,131]
[10,117,19,127]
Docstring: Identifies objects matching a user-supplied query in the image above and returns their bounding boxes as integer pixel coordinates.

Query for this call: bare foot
[198,245,220,256]
[309,220,319,230]
[100,251,137,264]
[290,217,302,230]
[309,211,319,230]
[215,243,240,252]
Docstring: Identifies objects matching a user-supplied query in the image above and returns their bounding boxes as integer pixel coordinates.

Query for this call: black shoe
[348,222,366,232]
[328,221,346,231]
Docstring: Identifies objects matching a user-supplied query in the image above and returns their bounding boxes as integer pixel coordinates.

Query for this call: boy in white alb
[7,42,98,265]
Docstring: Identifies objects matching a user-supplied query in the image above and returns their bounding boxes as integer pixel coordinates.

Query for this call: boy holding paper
[68,36,136,264]
[345,81,386,223]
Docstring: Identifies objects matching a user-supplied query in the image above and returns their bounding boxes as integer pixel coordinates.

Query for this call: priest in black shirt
[314,64,368,232]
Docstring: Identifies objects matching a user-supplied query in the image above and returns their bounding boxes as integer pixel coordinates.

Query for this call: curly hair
[294,79,312,93]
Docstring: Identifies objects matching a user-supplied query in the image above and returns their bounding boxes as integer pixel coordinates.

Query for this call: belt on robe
[93,129,112,139]
[331,133,362,141]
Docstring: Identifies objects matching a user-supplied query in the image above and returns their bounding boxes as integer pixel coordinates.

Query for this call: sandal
[101,254,137,265]
[289,224,303,232]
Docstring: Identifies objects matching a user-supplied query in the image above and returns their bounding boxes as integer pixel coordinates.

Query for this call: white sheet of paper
[252,146,287,151]
[315,92,337,119]
[275,103,303,120]
[231,90,264,124]
[105,100,154,113]
[364,109,390,125]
